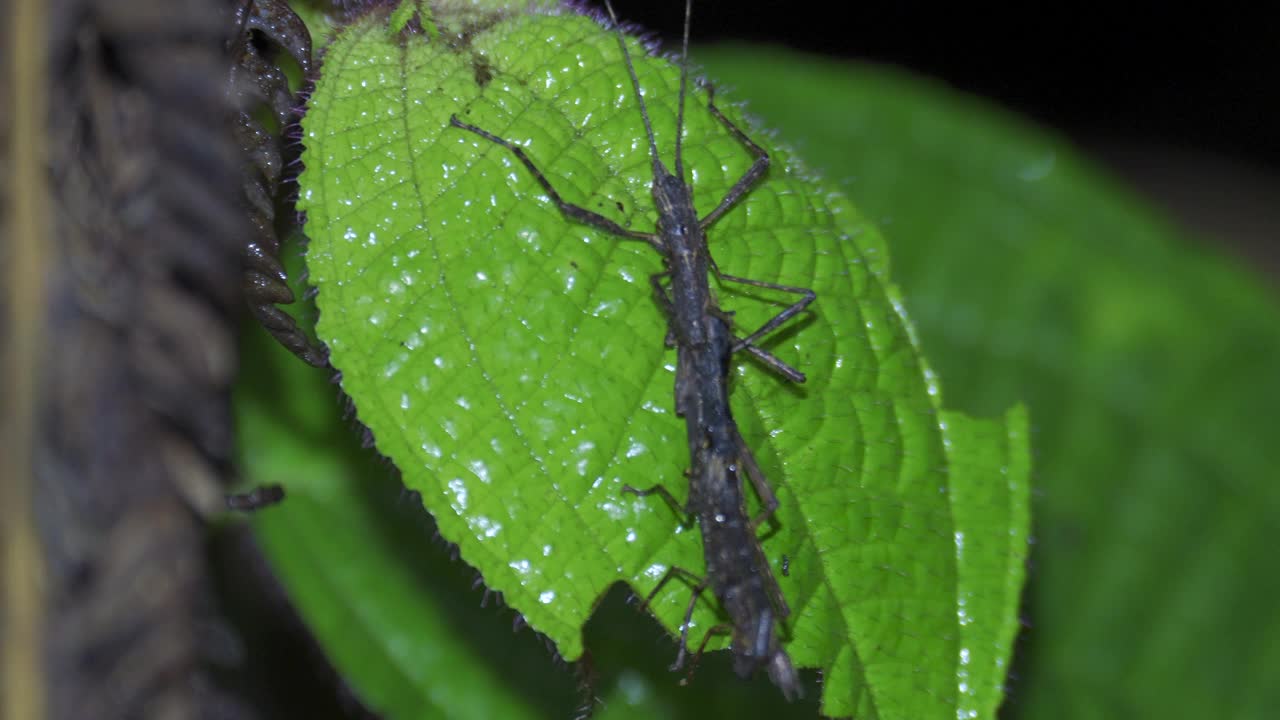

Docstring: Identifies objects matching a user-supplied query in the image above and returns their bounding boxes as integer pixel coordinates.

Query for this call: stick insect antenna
[674,0,691,180]
[603,0,663,176]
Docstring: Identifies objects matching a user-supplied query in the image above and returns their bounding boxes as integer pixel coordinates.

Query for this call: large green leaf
[284,4,1028,718]
[697,48,1280,718]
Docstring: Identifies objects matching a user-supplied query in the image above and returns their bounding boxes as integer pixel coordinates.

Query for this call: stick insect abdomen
[692,444,803,700]
[682,316,803,700]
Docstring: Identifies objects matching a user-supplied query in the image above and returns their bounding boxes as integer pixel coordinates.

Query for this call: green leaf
[697,48,1280,718]
[293,7,1027,719]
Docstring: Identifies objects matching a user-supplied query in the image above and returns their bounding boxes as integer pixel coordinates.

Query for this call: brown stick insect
[449,0,814,700]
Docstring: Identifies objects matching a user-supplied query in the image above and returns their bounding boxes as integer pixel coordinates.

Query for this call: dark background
[604,1,1277,167]
[602,1,1280,276]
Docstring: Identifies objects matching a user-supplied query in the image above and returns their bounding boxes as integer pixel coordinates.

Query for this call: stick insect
[449,0,813,700]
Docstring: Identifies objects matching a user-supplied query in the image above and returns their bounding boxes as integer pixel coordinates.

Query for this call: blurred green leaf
[698,47,1280,719]
[279,6,1027,719]
[289,0,338,48]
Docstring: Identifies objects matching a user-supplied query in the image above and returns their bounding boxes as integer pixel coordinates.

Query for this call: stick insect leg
[633,565,704,613]
[702,253,814,382]
[712,270,816,382]
[738,345,805,384]
[697,85,770,229]
[671,574,712,671]
[649,271,680,348]
[734,436,780,532]
[225,484,286,512]
[649,271,674,316]
[632,565,710,670]
[450,115,663,251]
[721,273,816,350]
[691,87,817,381]
[621,482,689,521]
[733,428,793,619]
[680,623,732,683]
